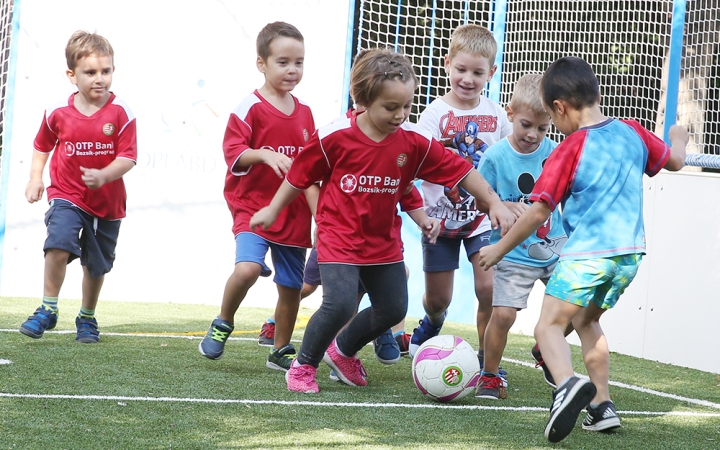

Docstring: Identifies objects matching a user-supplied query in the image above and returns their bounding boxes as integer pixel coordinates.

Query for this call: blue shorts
[545,254,643,309]
[422,231,491,272]
[43,199,121,279]
[235,232,307,290]
[303,247,365,293]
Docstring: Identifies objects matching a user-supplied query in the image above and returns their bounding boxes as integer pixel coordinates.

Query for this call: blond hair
[65,31,114,71]
[509,73,546,116]
[350,48,418,107]
[448,24,496,62]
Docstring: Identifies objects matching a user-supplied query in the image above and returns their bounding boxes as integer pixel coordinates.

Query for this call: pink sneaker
[286,359,319,394]
[323,339,368,387]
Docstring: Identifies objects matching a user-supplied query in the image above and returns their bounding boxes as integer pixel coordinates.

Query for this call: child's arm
[250,180,302,230]
[664,125,689,171]
[80,158,135,190]
[303,184,320,217]
[457,170,515,234]
[406,209,441,244]
[236,149,293,179]
[25,151,50,203]
[477,201,552,270]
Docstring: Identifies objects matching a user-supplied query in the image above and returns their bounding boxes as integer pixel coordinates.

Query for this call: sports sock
[78,307,95,319]
[589,402,600,409]
[557,376,572,389]
[266,318,275,324]
[42,296,59,314]
[392,330,405,337]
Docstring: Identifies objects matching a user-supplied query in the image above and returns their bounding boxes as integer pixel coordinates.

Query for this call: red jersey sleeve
[286,131,328,190]
[116,115,137,161]
[529,130,587,211]
[34,112,58,153]
[621,120,671,176]
[399,185,423,212]
[223,113,253,174]
[414,136,474,187]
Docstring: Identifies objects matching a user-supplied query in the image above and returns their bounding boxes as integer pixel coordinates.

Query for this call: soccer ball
[411,335,481,402]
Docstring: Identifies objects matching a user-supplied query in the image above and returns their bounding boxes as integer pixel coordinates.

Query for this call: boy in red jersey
[251,49,514,394]
[198,22,317,372]
[19,31,137,343]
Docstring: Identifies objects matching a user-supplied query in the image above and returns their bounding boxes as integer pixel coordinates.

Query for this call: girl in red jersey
[250,48,515,393]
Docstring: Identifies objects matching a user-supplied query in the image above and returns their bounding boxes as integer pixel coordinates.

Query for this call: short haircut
[256,22,304,61]
[448,24,497,63]
[65,31,114,71]
[509,73,547,116]
[350,48,418,107]
[541,56,600,111]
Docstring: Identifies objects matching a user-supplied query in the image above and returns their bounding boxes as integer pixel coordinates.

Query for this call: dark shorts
[44,199,121,279]
[422,231,491,272]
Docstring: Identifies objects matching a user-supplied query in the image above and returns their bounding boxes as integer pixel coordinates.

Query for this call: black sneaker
[266,344,297,372]
[544,376,597,443]
[531,344,556,388]
[582,400,621,432]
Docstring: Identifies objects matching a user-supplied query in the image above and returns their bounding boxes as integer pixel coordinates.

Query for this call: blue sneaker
[198,318,234,360]
[409,315,443,358]
[374,329,401,364]
[75,316,100,343]
[19,306,58,339]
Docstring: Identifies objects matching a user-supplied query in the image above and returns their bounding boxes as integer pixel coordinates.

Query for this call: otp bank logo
[65,142,75,156]
[340,174,357,193]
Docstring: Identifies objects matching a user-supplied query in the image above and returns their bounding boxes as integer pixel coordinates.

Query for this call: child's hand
[477,244,503,271]
[420,217,441,244]
[80,166,107,189]
[668,125,689,148]
[25,179,45,203]
[261,151,293,178]
[489,202,516,237]
[504,201,529,219]
[250,206,279,231]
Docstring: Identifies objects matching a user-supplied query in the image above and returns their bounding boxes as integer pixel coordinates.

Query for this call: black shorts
[43,199,121,279]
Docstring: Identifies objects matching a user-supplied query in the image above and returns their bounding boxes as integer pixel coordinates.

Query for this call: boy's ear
[66,69,78,86]
[256,56,266,73]
[552,99,566,116]
[443,54,451,73]
[487,64,497,81]
[505,104,513,122]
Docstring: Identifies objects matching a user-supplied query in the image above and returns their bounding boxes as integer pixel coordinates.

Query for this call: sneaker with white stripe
[582,400,621,432]
[544,376,597,443]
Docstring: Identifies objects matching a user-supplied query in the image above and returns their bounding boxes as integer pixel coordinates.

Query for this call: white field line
[2,328,719,411]
[0,392,718,417]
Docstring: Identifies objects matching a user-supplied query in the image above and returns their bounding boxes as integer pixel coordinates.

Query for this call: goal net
[353,0,719,158]
[0,0,14,159]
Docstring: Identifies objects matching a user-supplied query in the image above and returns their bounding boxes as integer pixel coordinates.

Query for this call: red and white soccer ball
[411,335,481,402]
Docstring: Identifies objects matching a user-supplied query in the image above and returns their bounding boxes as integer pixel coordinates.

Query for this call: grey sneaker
[582,400,621,432]
[198,318,234,360]
[266,344,297,372]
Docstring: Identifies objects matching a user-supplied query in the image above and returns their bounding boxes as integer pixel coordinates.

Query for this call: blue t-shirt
[479,137,566,267]
[530,119,670,260]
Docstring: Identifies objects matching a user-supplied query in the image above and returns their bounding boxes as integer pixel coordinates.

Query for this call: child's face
[257,37,304,94]
[444,51,496,108]
[506,105,551,154]
[66,54,114,106]
[358,78,415,140]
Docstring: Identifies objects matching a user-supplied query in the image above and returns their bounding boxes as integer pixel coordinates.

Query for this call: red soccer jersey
[223,90,315,247]
[286,116,473,264]
[33,92,137,220]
